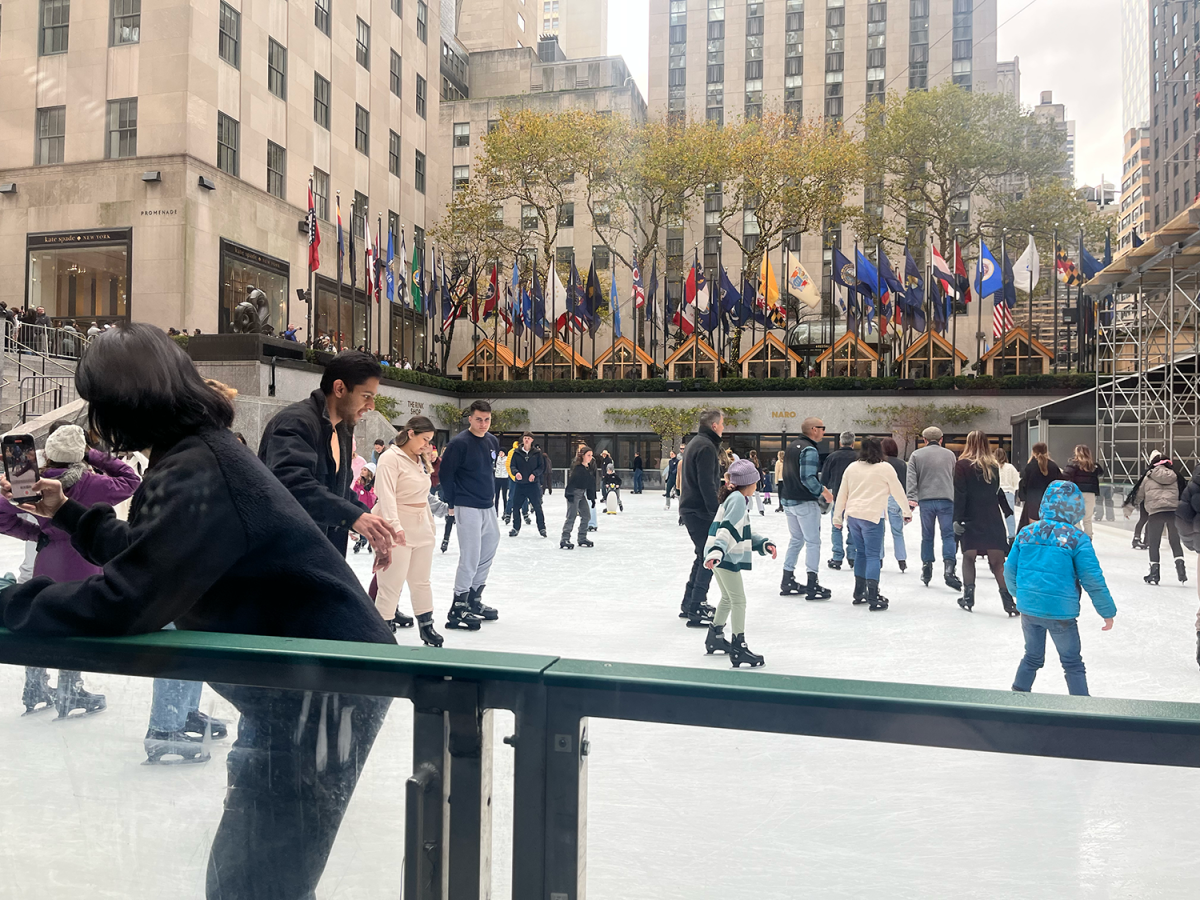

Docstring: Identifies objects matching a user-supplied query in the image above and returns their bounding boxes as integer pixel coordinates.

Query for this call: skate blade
[143,752,211,766]
[54,706,107,720]
[22,702,56,716]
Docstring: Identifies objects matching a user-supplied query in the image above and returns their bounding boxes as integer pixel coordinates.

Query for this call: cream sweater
[999,462,1020,493]
[833,460,910,527]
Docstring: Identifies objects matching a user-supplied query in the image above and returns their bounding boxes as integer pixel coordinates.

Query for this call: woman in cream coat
[374,415,444,647]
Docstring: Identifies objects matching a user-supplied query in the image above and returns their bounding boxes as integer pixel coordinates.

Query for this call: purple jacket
[0,449,140,582]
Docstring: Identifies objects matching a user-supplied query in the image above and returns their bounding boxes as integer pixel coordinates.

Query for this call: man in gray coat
[905,426,962,589]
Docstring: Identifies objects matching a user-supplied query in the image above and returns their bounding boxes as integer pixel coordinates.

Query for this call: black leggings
[962,548,1008,593]
[1145,511,1183,563]
[1134,504,1148,541]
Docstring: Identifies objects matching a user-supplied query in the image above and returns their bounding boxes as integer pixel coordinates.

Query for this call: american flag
[992,293,1013,340]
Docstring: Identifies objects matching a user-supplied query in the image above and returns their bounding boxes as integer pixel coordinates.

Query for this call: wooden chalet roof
[736,331,805,365]
[814,331,881,363]
[978,326,1053,362]
[592,336,655,367]
[664,335,724,366]
[456,339,517,371]
[895,330,968,362]
[528,338,592,368]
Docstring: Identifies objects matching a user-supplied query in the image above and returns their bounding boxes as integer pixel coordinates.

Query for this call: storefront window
[353,297,367,348]
[389,305,427,365]
[315,278,358,350]
[219,239,288,335]
[26,230,131,325]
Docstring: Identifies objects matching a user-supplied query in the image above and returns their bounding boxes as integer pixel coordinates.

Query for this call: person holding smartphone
[0,323,395,900]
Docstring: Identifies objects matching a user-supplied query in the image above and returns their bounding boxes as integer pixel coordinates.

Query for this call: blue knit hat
[727,459,759,487]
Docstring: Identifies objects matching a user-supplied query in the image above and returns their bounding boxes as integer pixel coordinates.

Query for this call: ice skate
[898,560,907,572]
[1145,562,1160,585]
[446,592,484,630]
[779,570,802,596]
[509,527,520,537]
[804,572,832,601]
[943,560,963,590]
[467,585,499,621]
[184,709,228,741]
[729,634,765,668]
[1177,558,1188,584]
[866,579,889,611]
[684,603,713,628]
[523,513,532,525]
[705,624,732,655]
[957,583,976,612]
[21,668,56,715]
[826,558,843,570]
[539,528,548,538]
[440,539,449,553]
[417,612,444,647]
[389,610,415,631]
[560,538,574,549]
[999,588,1018,618]
[54,672,106,719]
[921,561,933,585]
[1132,537,1146,550]
[852,576,868,605]
[144,729,210,765]
[578,537,594,547]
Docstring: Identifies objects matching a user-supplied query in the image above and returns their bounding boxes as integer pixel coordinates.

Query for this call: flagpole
[1026,232,1034,377]
[377,215,384,356]
[1077,226,1086,374]
[874,236,883,373]
[926,257,934,376]
[1053,225,1059,375]
[492,262,499,382]
[336,192,343,355]
[951,233,959,373]
[1000,230,1008,376]
[590,252,597,376]
[976,236,984,369]
[610,260,617,378]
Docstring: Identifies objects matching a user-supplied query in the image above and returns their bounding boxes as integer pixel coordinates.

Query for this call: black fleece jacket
[565,464,597,503]
[257,389,368,554]
[0,428,394,646]
[679,426,722,519]
[510,446,545,482]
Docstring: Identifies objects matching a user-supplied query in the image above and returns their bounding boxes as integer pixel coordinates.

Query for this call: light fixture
[0,183,16,194]
[198,176,216,191]
[298,219,309,235]
[141,171,161,183]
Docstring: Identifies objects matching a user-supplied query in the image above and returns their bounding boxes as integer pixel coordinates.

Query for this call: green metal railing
[2,627,1198,899]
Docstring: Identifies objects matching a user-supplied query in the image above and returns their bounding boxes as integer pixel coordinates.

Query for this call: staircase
[0,325,87,431]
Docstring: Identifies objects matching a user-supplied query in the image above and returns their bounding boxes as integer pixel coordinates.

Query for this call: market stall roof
[1084,204,1200,296]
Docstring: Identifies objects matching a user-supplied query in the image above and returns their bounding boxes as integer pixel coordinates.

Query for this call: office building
[996,55,1020,101]
[1121,0,1150,134]
[1032,91,1076,188]
[1148,0,1195,233]
[456,0,606,58]
[1118,126,1151,250]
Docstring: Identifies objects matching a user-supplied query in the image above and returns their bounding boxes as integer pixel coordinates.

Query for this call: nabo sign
[771,411,797,419]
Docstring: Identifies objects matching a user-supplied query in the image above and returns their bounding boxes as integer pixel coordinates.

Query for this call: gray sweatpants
[562,494,591,543]
[453,505,501,595]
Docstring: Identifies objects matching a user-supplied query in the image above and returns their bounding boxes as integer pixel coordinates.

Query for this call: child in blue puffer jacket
[1004,480,1116,696]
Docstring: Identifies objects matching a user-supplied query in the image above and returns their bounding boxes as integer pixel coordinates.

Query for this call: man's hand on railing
[0,474,66,518]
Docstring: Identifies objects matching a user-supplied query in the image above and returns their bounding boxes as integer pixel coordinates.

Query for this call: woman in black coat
[0,324,394,900]
[953,431,1016,616]
[561,445,596,549]
[1017,441,1063,531]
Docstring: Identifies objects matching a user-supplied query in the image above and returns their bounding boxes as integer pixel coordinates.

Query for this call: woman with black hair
[0,323,394,900]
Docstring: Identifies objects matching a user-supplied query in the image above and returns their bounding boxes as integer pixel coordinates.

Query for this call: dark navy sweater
[439,429,501,509]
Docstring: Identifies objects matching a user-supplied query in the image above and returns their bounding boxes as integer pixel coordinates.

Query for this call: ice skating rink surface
[1,492,1198,898]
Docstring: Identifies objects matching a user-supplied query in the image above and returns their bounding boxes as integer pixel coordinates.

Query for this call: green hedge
[374,370,1094,395]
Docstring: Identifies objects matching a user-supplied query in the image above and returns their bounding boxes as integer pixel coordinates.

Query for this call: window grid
[416,75,427,118]
[392,0,401,15]
[36,105,65,165]
[217,112,239,176]
[112,0,140,45]
[268,39,287,99]
[389,131,401,176]
[390,50,402,97]
[353,191,368,239]
[40,0,70,56]
[415,150,426,193]
[313,169,330,220]
[416,0,427,42]
[356,18,370,69]
[454,122,470,148]
[315,0,330,35]
[267,141,286,199]
[106,97,137,159]
[218,2,239,68]
[453,165,469,190]
[314,74,331,129]
[355,105,370,155]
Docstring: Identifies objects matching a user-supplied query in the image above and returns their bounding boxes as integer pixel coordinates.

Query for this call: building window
[453,122,470,148]
[27,228,133,325]
[522,204,538,230]
[390,50,402,96]
[416,74,427,117]
[35,106,65,165]
[389,130,401,176]
[392,0,402,15]
[593,202,611,227]
[453,165,469,191]
[415,150,426,193]
[388,211,400,245]
[592,246,611,271]
[315,0,330,35]
[40,0,70,56]
[353,191,368,238]
[517,12,525,31]
[219,2,239,68]
[217,112,239,176]
[268,39,287,100]
[558,202,574,227]
[106,98,137,159]
[314,73,330,128]
[356,18,370,68]
[112,0,139,45]
[266,141,286,199]
[355,105,369,155]
[219,239,289,336]
[417,0,428,42]
[313,168,330,220]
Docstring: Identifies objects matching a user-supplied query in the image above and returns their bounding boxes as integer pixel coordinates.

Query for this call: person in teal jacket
[1004,480,1116,696]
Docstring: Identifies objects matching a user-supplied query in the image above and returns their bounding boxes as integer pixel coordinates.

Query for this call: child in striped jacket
[703,459,777,668]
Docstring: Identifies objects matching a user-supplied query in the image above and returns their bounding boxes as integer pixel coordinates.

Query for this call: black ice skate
[417,612,444,647]
[184,709,228,741]
[957,583,976,612]
[578,537,595,547]
[898,560,907,573]
[705,624,732,655]
[779,570,803,596]
[446,592,484,630]
[440,539,449,553]
[467,585,499,621]
[999,588,1019,618]
[1177,558,1189,584]
[802,572,830,601]
[144,729,210,765]
[921,561,933,585]
[539,528,548,538]
[826,558,843,570]
[729,634,765,668]
[560,538,574,549]
[866,579,889,611]
[852,576,868,605]
[54,672,106,720]
[943,559,963,590]
[21,667,56,715]
[684,603,713,628]
[390,610,415,631]
[1145,563,1161,585]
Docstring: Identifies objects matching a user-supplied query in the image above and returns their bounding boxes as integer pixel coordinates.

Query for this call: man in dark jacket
[678,408,724,626]
[632,452,644,493]
[780,417,834,599]
[508,432,547,537]
[820,430,858,569]
[258,351,396,563]
[439,399,502,625]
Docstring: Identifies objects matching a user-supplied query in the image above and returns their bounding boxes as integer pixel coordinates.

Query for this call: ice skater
[632,451,644,494]
[663,450,679,510]
[952,432,1016,616]
[821,431,858,569]
[602,463,623,513]
[508,432,548,537]
[438,400,501,627]
[1063,444,1104,539]
[779,417,834,601]
[995,447,1020,541]
[1124,451,1163,550]
[679,409,725,627]
[880,438,909,572]
[561,445,596,549]
[905,426,961,590]
[1132,456,1187,585]
[702,459,777,668]
[1016,442,1062,532]
[1006,481,1116,696]
[351,464,377,553]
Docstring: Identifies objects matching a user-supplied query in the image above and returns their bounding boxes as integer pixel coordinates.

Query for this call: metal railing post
[510,684,549,900]
[544,689,588,900]
[447,683,493,900]
[408,678,448,900]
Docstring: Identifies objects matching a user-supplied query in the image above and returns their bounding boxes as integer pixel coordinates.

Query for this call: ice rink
[2,490,1199,899]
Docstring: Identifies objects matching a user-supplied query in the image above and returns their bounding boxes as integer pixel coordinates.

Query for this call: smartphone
[2,434,41,504]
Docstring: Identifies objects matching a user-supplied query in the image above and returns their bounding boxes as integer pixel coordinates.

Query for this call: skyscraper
[1033,91,1077,188]
[1147,0,1194,233]
[1121,0,1150,133]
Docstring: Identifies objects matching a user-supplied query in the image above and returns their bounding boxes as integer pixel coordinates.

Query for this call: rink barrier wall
[2,627,1198,900]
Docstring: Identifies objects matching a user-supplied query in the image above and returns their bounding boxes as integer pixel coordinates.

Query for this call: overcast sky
[608,0,1123,189]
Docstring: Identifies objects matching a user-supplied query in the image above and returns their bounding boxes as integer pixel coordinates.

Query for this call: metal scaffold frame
[1091,206,1200,485]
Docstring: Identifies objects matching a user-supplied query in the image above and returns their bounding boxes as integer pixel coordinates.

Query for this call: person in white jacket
[833,437,911,611]
[995,447,1021,540]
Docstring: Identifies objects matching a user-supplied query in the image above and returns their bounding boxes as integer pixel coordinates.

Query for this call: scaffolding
[1089,205,1200,485]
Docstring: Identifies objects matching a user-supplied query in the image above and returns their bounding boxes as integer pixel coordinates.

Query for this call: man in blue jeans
[820,431,859,569]
[780,417,835,600]
[905,425,962,590]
